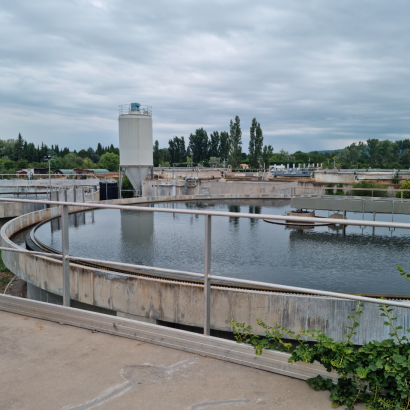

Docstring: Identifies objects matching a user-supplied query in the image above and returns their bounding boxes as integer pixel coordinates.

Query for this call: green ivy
[228,265,410,409]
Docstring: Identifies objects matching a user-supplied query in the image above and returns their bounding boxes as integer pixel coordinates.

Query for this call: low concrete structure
[2,194,410,344]
[314,172,355,183]
[0,201,45,218]
[143,179,297,198]
[154,168,223,179]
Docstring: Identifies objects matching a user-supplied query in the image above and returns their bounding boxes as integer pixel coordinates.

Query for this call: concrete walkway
[0,310,365,410]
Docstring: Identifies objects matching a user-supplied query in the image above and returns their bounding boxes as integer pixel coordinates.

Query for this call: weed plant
[228,266,410,409]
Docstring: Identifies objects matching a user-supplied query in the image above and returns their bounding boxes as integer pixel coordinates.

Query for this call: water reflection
[228,205,240,225]
[249,206,261,226]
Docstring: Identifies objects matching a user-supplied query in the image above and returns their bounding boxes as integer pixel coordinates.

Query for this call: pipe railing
[2,196,410,336]
[292,186,410,200]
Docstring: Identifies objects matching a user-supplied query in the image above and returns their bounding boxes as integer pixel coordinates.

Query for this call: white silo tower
[118,103,153,196]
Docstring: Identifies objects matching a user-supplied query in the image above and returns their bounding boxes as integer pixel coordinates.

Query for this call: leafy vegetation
[162,122,410,170]
[351,181,388,197]
[325,183,345,195]
[0,250,14,293]
[228,266,410,409]
[0,133,120,174]
[396,180,410,199]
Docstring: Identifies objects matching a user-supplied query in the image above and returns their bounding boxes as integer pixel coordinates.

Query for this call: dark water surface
[34,199,410,295]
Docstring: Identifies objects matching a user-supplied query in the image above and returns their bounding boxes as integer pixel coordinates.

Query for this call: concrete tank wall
[2,194,410,344]
[142,180,297,198]
[314,173,355,183]
[0,202,45,218]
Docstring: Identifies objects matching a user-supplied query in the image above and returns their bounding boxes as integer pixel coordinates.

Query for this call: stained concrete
[142,179,297,197]
[0,310,364,410]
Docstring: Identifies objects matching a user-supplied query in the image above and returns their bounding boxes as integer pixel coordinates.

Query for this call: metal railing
[119,104,152,116]
[2,196,410,336]
[292,186,410,200]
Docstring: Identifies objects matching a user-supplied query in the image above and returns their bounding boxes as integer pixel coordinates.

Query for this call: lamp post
[173,163,179,179]
[43,155,54,200]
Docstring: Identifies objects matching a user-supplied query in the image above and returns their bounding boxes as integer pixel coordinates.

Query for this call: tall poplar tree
[248,119,257,168]
[255,122,263,166]
[209,132,220,157]
[229,116,242,168]
[219,131,230,160]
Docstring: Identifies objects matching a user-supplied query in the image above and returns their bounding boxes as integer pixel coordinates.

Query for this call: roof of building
[54,169,75,174]
[74,168,95,173]
[92,169,110,174]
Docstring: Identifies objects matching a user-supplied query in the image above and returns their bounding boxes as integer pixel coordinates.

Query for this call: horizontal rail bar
[0,246,62,259]
[65,256,204,278]
[0,197,409,229]
[294,187,410,192]
[209,274,410,308]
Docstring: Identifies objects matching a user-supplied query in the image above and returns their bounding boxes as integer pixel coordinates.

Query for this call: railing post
[204,214,211,335]
[61,205,70,307]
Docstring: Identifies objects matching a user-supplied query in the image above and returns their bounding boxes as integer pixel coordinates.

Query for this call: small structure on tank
[264,209,345,228]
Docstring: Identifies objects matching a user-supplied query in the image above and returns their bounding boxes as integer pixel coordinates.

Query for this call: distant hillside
[315,149,342,154]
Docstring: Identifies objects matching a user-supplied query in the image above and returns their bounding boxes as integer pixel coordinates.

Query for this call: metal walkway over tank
[291,186,410,217]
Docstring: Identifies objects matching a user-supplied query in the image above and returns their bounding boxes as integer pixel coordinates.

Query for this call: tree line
[338,139,410,169]
[0,133,121,174]
[154,117,410,170]
[154,116,274,168]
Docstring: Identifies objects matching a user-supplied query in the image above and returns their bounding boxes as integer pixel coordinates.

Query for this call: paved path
[0,310,365,410]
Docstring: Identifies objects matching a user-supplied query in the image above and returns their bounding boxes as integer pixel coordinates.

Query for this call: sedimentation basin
[2,194,410,344]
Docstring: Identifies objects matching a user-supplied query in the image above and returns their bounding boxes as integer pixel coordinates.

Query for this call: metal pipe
[3,275,17,294]
[65,255,204,278]
[0,247,63,259]
[392,200,395,222]
[61,205,70,307]
[204,215,211,335]
[208,274,410,309]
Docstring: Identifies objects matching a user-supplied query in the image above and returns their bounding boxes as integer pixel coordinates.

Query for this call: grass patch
[0,250,14,293]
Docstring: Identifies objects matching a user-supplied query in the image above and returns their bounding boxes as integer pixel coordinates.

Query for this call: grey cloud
[0,0,409,152]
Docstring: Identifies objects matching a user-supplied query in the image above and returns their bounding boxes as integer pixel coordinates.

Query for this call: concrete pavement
[0,310,365,410]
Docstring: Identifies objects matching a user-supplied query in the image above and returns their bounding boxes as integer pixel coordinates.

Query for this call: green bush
[351,181,387,197]
[229,267,410,409]
[325,183,334,195]
[396,180,410,199]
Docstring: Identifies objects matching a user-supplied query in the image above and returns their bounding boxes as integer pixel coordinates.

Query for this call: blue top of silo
[130,103,141,111]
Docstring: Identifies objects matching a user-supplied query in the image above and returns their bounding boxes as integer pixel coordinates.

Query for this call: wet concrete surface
[0,310,365,410]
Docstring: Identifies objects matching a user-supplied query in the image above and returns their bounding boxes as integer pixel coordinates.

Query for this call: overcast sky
[1,0,409,154]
